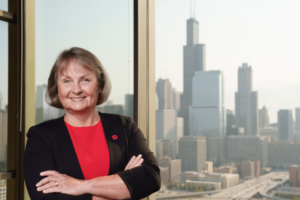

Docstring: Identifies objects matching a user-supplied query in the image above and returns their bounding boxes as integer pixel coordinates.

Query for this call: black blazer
[23,112,161,200]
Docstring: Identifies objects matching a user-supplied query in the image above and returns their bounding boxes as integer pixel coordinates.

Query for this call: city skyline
[156,0,300,123]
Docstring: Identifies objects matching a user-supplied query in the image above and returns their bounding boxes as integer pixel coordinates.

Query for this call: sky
[0,1,8,110]
[1,0,300,123]
[155,0,300,123]
[35,0,134,106]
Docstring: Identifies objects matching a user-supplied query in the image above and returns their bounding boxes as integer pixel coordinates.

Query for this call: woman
[23,47,161,200]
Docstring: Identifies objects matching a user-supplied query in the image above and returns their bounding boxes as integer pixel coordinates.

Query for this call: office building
[296,108,300,132]
[160,167,169,184]
[289,165,300,187]
[156,109,177,140]
[178,136,207,171]
[172,88,181,110]
[240,159,261,178]
[0,109,7,163]
[156,78,173,109]
[125,94,134,119]
[200,173,239,189]
[207,136,224,167]
[213,162,238,174]
[176,117,184,154]
[205,161,213,173]
[178,172,239,189]
[259,106,270,128]
[180,16,206,136]
[227,113,244,136]
[158,157,182,182]
[268,141,300,169]
[189,71,225,137]
[156,140,177,160]
[278,109,293,141]
[235,63,258,136]
[226,135,268,168]
[96,104,124,115]
[36,84,65,123]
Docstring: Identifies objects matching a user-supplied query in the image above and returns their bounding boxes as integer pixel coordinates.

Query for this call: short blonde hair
[46,47,111,109]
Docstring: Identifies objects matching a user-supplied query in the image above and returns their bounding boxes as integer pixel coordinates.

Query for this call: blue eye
[84,79,90,82]
[64,80,70,83]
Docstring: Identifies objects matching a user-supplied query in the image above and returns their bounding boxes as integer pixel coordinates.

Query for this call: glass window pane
[0,20,8,198]
[35,0,134,124]
[0,0,8,12]
[155,0,300,198]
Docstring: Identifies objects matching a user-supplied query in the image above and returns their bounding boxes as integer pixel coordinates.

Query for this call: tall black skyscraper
[180,16,206,136]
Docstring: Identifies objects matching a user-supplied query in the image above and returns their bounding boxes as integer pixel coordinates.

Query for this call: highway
[157,171,288,200]
[211,171,288,199]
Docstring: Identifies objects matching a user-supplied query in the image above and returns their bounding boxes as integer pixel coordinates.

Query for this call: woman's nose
[72,82,82,94]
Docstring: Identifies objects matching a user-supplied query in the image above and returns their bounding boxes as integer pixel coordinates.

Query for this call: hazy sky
[1,0,299,123]
[156,0,300,123]
[35,0,134,105]
[0,0,8,110]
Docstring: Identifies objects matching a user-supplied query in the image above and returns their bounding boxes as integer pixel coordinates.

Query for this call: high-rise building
[172,88,181,110]
[156,78,173,109]
[180,16,206,136]
[235,63,258,136]
[178,136,207,172]
[278,109,293,141]
[289,165,300,187]
[295,108,300,132]
[259,106,270,128]
[226,135,268,168]
[156,109,177,140]
[36,84,64,124]
[240,159,261,178]
[125,94,134,119]
[158,156,182,182]
[0,109,7,163]
[226,113,244,136]
[268,141,300,169]
[156,140,176,160]
[189,71,225,137]
[207,136,224,167]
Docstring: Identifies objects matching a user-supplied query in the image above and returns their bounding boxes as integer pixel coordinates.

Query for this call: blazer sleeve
[116,117,161,200]
[23,126,92,200]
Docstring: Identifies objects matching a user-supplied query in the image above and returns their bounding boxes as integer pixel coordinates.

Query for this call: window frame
[23,0,156,200]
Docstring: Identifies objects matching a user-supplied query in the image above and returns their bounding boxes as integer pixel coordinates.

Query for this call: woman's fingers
[37,181,56,192]
[36,176,57,187]
[124,156,136,170]
[126,154,143,170]
[130,154,143,168]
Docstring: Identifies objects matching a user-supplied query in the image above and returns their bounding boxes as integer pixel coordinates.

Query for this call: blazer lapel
[56,116,85,180]
[100,112,129,175]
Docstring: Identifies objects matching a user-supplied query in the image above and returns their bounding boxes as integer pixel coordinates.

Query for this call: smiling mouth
[70,97,86,101]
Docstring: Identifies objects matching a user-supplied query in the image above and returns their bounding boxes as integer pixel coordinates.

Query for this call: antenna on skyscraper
[190,0,192,18]
[194,0,196,18]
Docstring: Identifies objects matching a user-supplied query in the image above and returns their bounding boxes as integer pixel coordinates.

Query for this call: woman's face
[57,60,101,114]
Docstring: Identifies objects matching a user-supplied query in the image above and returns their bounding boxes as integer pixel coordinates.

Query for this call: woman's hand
[36,170,85,195]
[124,154,144,170]
[36,155,143,197]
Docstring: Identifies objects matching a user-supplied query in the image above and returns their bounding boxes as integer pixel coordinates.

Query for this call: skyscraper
[180,16,206,136]
[156,78,173,109]
[295,108,300,132]
[259,106,270,128]
[278,109,293,141]
[178,136,207,172]
[125,94,134,119]
[156,109,177,141]
[235,63,258,136]
[189,70,225,137]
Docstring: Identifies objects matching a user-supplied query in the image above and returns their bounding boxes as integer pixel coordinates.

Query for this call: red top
[65,120,110,180]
